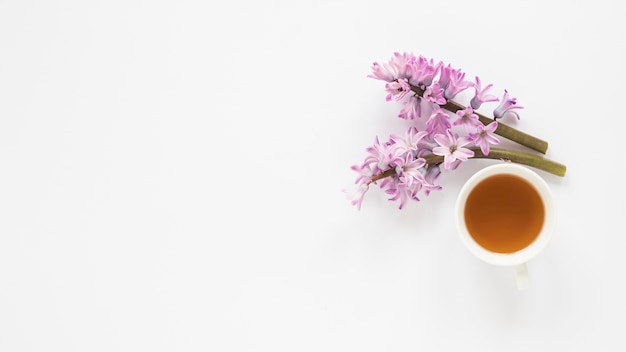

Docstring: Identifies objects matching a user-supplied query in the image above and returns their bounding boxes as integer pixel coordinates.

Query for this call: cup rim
[455,163,556,266]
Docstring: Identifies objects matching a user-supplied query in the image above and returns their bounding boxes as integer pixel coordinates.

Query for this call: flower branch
[344,52,566,210]
[410,83,548,154]
[368,147,565,187]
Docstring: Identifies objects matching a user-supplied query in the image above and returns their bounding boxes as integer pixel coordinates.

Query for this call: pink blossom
[398,96,422,120]
[364,136,398,172]
[437,64,454,90]
[385,182,417,210]
[423,81,446,105]
[391,152,426,186]
[443,67,472,100]
[432,130,475,169]
[385,78,411,102]
[390,52,414,79]
[407,55,441,87]
[453,106,482,133]
[368,52,415,82]
[470,121,500,155]
[425,108,451,136]
[343,184,369,210]
[470,76,499,109]
[493,89,523,120]
[350,163,375,185]
[423,165,443,196]
[389,127,428,155]
[368,61,397,82]
[350,52,552,210]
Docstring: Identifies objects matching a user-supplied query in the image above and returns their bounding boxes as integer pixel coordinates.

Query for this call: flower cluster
[345,52,566,210]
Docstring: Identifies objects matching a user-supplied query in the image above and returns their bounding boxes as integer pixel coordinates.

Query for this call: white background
[1,0,624,351]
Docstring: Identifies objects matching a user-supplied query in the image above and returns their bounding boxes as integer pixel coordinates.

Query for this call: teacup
[455,163,556,290]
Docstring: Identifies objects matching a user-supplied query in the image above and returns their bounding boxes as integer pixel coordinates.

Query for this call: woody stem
[368,147,566,185]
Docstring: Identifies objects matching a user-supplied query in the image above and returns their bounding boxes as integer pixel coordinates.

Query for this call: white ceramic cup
[455,163,556,290]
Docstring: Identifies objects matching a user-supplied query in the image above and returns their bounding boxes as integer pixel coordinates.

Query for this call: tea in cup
[455,163,556,290]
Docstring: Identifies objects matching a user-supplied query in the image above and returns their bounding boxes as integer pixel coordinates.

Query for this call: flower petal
[433,134,450,147]
[432,146,449,156]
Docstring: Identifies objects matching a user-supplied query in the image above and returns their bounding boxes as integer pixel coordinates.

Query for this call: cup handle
[514,263,531,290]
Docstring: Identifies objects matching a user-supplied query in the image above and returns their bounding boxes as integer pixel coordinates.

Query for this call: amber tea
[464,174,545,254]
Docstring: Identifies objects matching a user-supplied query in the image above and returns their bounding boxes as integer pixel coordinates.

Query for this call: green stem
[423,147,566,176]
[410,86,549,154]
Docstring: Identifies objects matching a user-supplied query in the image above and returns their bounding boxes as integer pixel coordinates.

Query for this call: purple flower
[425,107,451,136]
[352,52,550,210]
[344,184,369,210]
[438,64,453,90]
[470,76,499,109]
[368,52,415,82]
[493,89,523,120]
[350,163,375,185]
[407,55,441,87]
[391,152,426,186]
[385,182,417,210]
[390,127,428,155]
[368,61,397,82]
[432,130,475,169]
[364,136,398,172]
[423,81,446,105]
[443,67,473,100]
[453,106,482,133]
[385,78,411,102]
[390,52,415,79]
[398,95,422,120]
[423,165,443,196]
[470,121,500,155]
